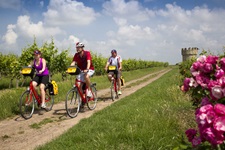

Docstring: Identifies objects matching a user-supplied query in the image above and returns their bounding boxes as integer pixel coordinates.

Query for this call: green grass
[30,118,54,129]
[36,68,195,150]
[0,67,167,120]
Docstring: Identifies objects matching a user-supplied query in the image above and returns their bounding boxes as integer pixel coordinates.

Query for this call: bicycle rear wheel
[87,85,97,110]
[65,88,80,118]
[45,88,54,111]
[20,90,34,119]
[110,81,116,101]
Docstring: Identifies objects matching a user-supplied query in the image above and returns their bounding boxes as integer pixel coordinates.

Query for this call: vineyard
[0,38,168,89]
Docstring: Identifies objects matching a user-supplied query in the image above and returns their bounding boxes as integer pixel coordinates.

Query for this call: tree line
[0,38,169,89]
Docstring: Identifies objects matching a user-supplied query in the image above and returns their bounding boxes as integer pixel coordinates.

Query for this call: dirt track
[0,69,171,150]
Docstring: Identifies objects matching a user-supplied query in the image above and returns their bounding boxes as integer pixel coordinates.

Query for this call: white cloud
[1,0,225,64]
[2,24,18,45]
[100,1,225,63]
[103,0,153,22]
[0,0,21,10]
[16,15,63,38]
[43,0,99,26]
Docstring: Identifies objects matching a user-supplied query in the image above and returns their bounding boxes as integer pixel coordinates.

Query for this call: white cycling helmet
[76,42,84,48]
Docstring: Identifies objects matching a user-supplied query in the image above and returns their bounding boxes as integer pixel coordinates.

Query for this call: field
[0,67,196,150]
[34,67,194,150]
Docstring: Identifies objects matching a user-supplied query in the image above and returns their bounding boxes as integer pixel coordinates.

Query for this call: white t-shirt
[108,55,122,68]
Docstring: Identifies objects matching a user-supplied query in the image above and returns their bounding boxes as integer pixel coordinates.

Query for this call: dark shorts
[108,70,121,79]
[33,75,49,86]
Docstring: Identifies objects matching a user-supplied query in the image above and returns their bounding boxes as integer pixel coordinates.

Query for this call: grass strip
[37,68,195,150]
[29,118,54,129]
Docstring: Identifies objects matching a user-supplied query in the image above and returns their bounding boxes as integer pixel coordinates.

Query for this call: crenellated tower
[181,47,198,62]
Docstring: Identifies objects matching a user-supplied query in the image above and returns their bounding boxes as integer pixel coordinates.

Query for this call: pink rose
[199,104,213,113]
[206,55,218,65]
[215,69,224,79]
[214,104,225,115]
[190,66,200,77]
[218,76,225,88]
[207,80,218,90]
[197,55,206,63]
[220,58,225,71]
[210,86,223,100]
[192,61,202,70]
[191,136,202,147]
[201,127,217,145]
[205,111,216,124]
[196,105,214,127]
[202,63,213,74]
[185,129,197,142]
[213,116,225,132]
[183,78,190,91]
[196,74,210,89]
[189,78,198,87]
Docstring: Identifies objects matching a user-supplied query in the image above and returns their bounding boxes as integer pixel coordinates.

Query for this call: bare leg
[107,74,112,82]
[39,83,46,105]
[117,78,121,90]
[32,81,38,93]
[85,74,91,91]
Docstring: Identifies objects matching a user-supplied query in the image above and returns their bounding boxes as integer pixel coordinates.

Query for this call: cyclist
[29,50,49,110]
[70,42,95,108]
[104,49,122,95]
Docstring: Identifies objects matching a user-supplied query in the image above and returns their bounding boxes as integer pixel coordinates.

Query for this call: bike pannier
[48,80,58,95]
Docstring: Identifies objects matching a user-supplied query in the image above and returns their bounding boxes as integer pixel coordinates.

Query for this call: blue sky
[1,0,225,64]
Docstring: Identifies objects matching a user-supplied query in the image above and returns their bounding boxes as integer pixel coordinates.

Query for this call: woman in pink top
[30,50,49,110]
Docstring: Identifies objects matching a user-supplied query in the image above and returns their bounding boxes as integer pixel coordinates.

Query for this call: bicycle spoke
[111,81,116,101]
[65,88,80,118]
[20,91,34,119]
[45,88,54,111]
[87,85,97,110]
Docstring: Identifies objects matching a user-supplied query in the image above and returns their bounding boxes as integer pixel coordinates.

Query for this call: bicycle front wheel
[65,88,80,118]
[20,90,34,119]
[45,88,54,111]
[87,85,98,110]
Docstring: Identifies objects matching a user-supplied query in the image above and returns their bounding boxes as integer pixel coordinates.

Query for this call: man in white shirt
[104,49,122,95]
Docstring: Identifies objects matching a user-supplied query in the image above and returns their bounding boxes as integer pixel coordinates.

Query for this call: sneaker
[87,90,92,98]
[41,103,50,111]
[41,103,46,109]
[118,90,122,95]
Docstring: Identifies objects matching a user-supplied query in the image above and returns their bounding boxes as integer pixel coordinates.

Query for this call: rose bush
[183,55,225,148]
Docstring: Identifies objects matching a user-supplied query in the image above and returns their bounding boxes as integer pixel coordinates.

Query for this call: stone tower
[181,47,198,62]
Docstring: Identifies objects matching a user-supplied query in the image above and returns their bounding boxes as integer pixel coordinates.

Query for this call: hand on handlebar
[82,69,89,73]
[104,67,108,72]
[38,70,44,74]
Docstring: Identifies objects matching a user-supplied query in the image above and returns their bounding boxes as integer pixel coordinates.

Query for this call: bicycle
[20,66,54,119]
[107,65,119,101]
[65,66,97,118]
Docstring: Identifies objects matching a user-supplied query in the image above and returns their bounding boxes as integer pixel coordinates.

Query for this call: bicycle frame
[27,81,41,105]
[27,81,50,105]
[74,78,95,103]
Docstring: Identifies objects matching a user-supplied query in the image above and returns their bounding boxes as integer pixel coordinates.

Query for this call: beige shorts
[77,70,95,82]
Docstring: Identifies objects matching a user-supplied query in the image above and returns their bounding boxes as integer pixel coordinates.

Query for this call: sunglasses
[34,51,41,55]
